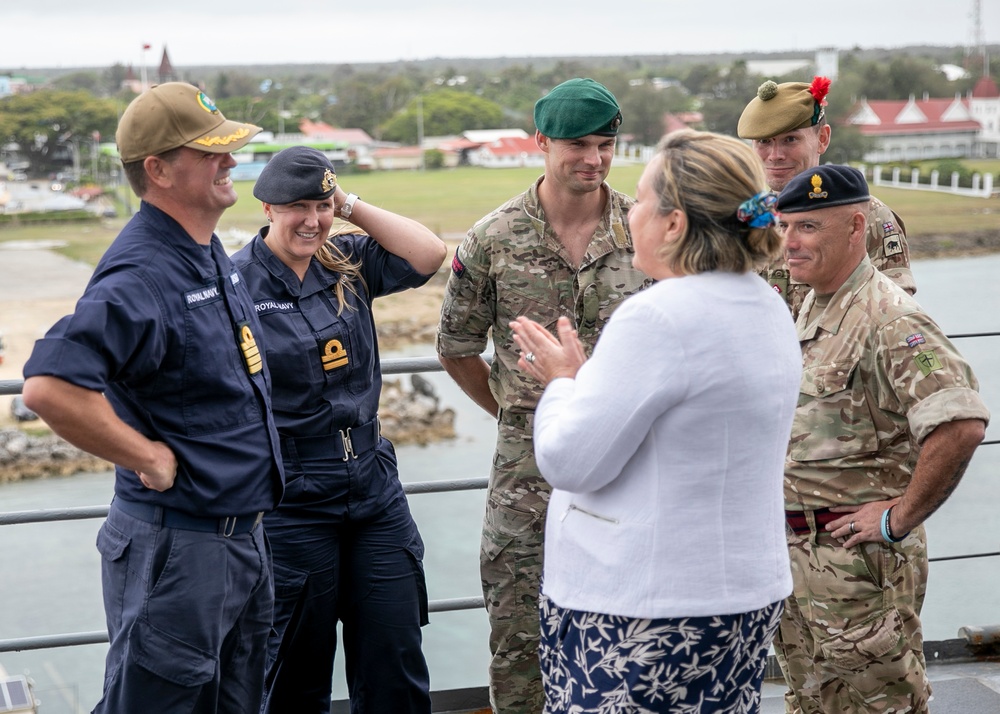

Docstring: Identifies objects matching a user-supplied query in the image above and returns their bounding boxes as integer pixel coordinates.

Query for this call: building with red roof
[846,77,1000,161]
[471,136,545,169]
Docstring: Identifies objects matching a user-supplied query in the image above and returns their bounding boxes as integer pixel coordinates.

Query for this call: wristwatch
[340,193,360,219]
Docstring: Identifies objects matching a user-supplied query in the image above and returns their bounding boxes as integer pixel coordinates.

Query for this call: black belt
[281,417,381,462]
[113,497,264,537]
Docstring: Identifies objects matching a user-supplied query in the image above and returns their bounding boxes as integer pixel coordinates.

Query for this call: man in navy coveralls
[22,82,284,714]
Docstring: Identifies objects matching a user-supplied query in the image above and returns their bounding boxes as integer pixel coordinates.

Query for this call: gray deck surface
[761,659,1000,713]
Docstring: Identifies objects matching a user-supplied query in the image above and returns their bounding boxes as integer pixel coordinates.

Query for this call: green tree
[0,90,118,177]
[380,89,505,144]
[216,96,275,131]
[51,71,103,95]
[826,125,876,163]
[696,61,762,136]
[209,72,262,100]
[423,148,445,170]
[104,63,130,97]
[619,83,694,145]
[325,73,419,137]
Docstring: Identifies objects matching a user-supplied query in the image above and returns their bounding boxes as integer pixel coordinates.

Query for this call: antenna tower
[969,0,987,75]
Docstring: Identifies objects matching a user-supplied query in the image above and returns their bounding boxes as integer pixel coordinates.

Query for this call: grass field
[1,162,998,267]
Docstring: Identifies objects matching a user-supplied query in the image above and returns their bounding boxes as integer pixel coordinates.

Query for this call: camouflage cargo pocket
[481,500,541,563]
[819,607,903,671]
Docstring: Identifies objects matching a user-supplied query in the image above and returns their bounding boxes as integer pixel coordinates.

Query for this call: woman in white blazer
[511,129,801,713]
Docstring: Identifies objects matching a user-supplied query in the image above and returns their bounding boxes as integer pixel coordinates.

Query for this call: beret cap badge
[808,174,828,199]
[321,168,337,193]
[775,164,870,214]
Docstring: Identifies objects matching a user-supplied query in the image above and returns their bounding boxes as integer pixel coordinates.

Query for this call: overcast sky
[2,1,994,70]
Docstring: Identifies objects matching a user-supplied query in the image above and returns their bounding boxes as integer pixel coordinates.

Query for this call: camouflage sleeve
[867,199,915,295]
[874,311,989,444]
[436,230,496,358]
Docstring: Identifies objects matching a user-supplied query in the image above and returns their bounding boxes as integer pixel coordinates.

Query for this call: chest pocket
[316,328,354,388]
[789,359,879,462]
[495,282,564,341]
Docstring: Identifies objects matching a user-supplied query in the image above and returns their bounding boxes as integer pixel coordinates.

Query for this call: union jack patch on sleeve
[906,333,926,348]
[883,221,895,233]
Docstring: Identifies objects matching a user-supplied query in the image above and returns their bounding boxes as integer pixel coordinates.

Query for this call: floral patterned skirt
[539,590,783,713]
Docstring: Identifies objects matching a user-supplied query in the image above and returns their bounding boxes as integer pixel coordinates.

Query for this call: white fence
[865,165,996,199]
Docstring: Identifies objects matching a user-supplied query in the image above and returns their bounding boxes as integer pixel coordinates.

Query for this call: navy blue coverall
[233,230,433,714]
[24,201,284,714]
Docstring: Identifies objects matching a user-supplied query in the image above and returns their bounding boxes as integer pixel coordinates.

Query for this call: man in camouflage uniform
[436,78,648,713]
[738,77,916,319]
[774,164,989,713]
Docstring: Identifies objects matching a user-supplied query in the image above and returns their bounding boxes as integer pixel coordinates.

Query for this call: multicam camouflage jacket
[785,256,990,510]
[763,196,916,319]
[436,178,650,414]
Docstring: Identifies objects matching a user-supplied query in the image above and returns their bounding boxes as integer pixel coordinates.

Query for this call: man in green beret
[738,77,915,319]
[436,77,649,713]
[774,165,988,713]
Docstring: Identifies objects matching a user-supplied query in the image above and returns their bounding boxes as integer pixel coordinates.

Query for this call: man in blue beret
[437,78,649,713]
[775,165,989,713]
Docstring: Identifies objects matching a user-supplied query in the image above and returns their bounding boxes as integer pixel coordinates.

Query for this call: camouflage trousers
[480,414,550,714]
[775,519,930,713]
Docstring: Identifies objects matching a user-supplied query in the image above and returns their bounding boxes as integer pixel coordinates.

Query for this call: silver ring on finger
[524,352,536,364]
[849,521,856,534]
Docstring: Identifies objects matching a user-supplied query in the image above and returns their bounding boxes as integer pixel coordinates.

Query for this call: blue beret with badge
[533,78,622,139]
[253,146,338,204]
[775,164,870,214]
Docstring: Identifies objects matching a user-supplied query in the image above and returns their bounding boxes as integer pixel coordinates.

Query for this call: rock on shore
[0,428,109,483]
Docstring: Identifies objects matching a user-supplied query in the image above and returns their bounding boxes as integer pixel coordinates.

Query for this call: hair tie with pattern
[737,191,778,228]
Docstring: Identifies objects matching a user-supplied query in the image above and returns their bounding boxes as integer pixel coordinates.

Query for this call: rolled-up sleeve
[436,233,495,358]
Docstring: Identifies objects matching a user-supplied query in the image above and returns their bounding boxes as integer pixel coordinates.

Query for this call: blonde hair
[650,129,783,275]
[316,232,365,314]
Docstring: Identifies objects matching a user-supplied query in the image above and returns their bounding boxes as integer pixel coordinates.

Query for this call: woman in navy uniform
[232,147,447,713]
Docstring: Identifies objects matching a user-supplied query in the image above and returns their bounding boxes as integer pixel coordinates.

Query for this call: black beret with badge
[737,76,831,140]
[775,164,870,214]
[253,146,338,204]
[533,78,623,139]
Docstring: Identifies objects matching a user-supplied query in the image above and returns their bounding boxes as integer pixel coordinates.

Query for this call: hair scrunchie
[737,191,778,228]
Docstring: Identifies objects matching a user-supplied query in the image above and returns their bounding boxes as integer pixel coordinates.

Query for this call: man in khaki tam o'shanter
[738,77,915,319]
[774,164,989,714]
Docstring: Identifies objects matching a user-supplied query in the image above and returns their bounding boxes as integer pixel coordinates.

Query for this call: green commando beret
[534,78,623,139]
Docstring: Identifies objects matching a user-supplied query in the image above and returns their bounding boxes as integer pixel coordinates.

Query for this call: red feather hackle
[809,76,831,105]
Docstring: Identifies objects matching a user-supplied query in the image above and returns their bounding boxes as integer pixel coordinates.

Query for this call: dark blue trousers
[261,489,430,714]
[92,499,272,714]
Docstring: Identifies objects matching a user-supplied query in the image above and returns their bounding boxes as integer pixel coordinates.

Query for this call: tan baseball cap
[116,82,261,163]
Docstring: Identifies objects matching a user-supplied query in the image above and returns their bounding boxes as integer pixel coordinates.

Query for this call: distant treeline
[3,45,998,178]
